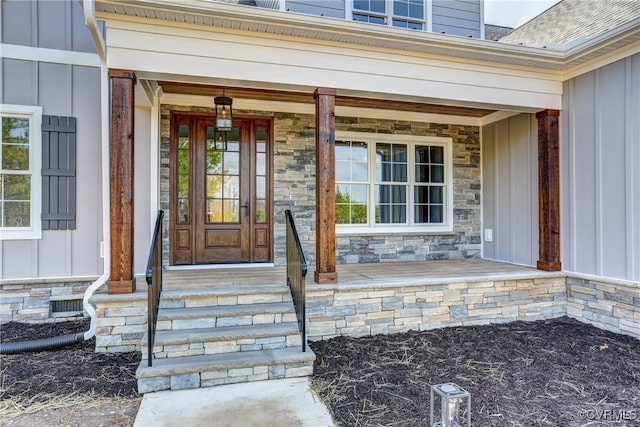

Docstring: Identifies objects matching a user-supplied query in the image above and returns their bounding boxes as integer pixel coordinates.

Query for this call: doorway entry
[170,113,272,265]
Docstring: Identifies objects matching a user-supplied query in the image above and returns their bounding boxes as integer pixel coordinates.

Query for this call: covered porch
[92,0,563,295]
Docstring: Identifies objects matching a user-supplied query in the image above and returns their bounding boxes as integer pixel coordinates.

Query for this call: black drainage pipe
[0,332,85,355]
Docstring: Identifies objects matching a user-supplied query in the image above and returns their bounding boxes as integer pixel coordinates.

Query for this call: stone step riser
[142,334,303,360]
[138,360,313,393]
[160,292,289,310]
[156,312,298,331]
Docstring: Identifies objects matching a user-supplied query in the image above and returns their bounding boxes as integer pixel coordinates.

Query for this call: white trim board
[0,44,101,68]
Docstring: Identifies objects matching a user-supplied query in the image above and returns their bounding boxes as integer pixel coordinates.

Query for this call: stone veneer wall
[567,276,640,339]
[91,289,148,352]
[306,275,567,340]
[0,279,92,323]
[159,107,480,267]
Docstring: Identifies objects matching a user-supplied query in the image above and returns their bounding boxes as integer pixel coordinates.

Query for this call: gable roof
[499,0,640,48]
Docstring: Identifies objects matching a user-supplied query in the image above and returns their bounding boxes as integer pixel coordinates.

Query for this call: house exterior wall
[560,54,640,282]
[159,105,480,266]
[432,0,482,38]
[481,113,538,267]
[0,0,103,282]
[284,0,345,19]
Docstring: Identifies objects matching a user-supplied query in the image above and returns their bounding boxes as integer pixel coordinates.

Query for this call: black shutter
[41,116,77,230]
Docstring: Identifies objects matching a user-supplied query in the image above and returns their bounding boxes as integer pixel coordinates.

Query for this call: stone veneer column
[108,69,137,293]
[314,88,338,284]
[536,109,561,272]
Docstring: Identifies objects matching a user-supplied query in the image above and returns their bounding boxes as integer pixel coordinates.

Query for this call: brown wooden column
[536,109,561,272]
[108,69,137,293]
[314,88,338,284]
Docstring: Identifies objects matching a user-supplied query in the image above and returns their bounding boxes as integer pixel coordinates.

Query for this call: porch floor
[163,259,554,290]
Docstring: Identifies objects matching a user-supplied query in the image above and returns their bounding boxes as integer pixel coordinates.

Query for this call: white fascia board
[563,41,640,81]
[0,44,101,68]
[160,93,483,126]
[106,21,562,110]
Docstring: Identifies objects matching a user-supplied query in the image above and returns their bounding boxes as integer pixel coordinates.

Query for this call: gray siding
[1,59,102,280]
[561,54,640,282]
[1,1,103,280]
[432,0,481,38]
[1,0,100,53]
[285,0,345,19]
[482,114,538,266]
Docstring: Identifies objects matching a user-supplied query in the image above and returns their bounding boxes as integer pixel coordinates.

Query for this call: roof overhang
[94,0,640,78]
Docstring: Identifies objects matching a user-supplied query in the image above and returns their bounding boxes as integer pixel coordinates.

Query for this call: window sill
[336,225,454,236]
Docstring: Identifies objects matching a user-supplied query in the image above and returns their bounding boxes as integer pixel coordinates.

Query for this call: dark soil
[310,317,640,427]
[1,319,141,426]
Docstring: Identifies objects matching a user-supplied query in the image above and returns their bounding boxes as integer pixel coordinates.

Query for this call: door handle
[242,201,249,216]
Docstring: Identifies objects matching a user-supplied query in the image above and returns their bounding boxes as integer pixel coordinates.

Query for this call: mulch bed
[310,317,640,427]
[1,319,141,425]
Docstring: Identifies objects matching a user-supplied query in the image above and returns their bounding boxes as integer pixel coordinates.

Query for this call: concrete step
[136,347,316,393]
[142,322,303,359]
[156,301,297,331]
[159,285,291,309]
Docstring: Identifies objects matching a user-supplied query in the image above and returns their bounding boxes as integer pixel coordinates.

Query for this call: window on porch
[335,132,453,234]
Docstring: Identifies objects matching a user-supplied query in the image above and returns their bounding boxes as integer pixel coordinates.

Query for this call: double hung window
[335,132,452,234]
[0,105,42,240]
[352,0,425,30]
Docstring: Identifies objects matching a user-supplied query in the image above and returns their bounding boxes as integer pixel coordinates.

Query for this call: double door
[170,114,272,265]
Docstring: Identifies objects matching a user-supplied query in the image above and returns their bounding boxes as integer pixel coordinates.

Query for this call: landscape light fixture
[430,382,471,427]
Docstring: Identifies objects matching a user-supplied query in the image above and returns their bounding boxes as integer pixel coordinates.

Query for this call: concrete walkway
[133,377,335,427]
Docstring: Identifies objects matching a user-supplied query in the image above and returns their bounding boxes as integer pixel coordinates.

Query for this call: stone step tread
[142,322,301,347]
[136,347,315,378]
[161,285,290,299]
[158,302,295,321]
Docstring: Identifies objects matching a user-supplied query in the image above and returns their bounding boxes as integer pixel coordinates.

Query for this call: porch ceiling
[158,82,497,118]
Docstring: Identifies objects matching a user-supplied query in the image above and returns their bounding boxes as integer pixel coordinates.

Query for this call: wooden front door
[170,114,272,265]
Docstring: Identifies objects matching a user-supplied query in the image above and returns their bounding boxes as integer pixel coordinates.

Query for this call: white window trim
[336,131,453,235]
[0,104,43,240]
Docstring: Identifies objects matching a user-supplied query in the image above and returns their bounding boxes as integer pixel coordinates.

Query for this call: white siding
[561,54,640,282]
[285,0,345,19]
[482,114,538,266]
[432,0,481,38]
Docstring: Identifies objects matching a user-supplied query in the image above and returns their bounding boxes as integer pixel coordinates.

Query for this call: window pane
[4,175,30,200]
[207,199,222,223]
[255,200,267,223]
[377,162,392,182]
[415,146,429,163]
[430,186,443,204]
[371,0,385,12]
[177,199,189,224]
[393,163,407,182]
[224,152,239,175]
[416,165,429,182]
[178,124,189,139]
[336,183,368,224]
[351,142,368,161]
[179,149,190,174]
[256,153,266,176]
[393,145,407,162]
[430,205,443,223]
[430,146,444,164]
[223,176,239,199]
[206,150,222,174]
[415,186,428,203]
[352,161,368,181]
[409,1,423,19]
[415,204,428,223]
[3,201,30,227]
[2,117,29,143]
[178,174,189,199]
[256,128,266,142]
[391,185,406,203]
[223,199,239,223]
[336,141,350,159]
[2,144,29,170]
[391,205,406,223]
[431,165,444,183]
[206,175,223,198]
[394,0,408,16]
[350,184,368,204]
[256,176,266,199]
[336,160,351,181]
[376,144,391,162]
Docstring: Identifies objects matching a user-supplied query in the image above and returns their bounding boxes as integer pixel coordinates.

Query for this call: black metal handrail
[145,210,164,367]
[285,209,307,352]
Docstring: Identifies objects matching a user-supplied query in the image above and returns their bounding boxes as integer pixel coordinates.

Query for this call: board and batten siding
[482,114,538,267]
[432,0,481,38]
[1,0,103,281]
[284,0,345,19]
[561,54,640,282]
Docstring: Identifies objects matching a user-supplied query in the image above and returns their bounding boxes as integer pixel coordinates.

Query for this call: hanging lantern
[430,383,471,427]
[214,93,233,132]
